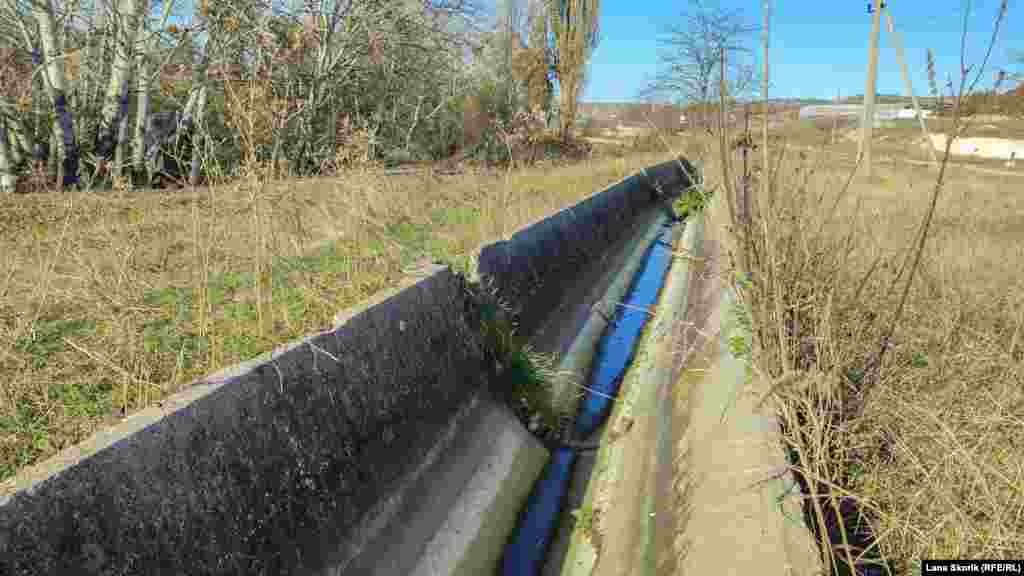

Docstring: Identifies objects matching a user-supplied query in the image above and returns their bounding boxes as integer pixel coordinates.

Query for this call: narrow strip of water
[502,220,678,576]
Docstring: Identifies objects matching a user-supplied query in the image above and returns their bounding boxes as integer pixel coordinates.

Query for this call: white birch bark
[131,18,159,176]
[96,0,143,163]
[188,83,207,185]
[0,119,15,193]
[32,0,80,187]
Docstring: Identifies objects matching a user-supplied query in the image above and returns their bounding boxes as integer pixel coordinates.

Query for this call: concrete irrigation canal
[503,215,676,575]
[0,159,823,575]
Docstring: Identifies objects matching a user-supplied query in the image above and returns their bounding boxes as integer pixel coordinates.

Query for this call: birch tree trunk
[175,85,200,151]
[188,84,207,185]
[4,123,24,168]
[0,98,29,168]
[79,2,109,118]
[186,38,210,186]
[95,0,143,166]
[7,124,25,168]
[33,0,80,189]
[132,22,158,180]
[113,81,132,177]
[0,120,14,193]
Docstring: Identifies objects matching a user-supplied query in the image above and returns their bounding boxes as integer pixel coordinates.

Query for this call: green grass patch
[673,182,710,220]
[207,270,251,307]
[430,204,481,228]
[14,318,97,369]
[385,217,462,268]
[137,240,374,380]
[0,378,115,479]
[270,280,308,324]
[505,345,567,433]
[571,503,596,535]
[221,333,264,361]
[727,275,754,366]
[141,318,208,369]
[49,380,115,420]
[479,299,570,436]
[387,219,432,253]
[143,285,195,323]
[0,399,53,478]
[280,243,353,275]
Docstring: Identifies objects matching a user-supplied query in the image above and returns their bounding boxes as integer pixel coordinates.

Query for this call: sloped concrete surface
[408,395,547,576]
[674,194,821,576]
[678,288,821,576]
[477,158,695,340]
[0,267,494,575]
[340,389,548,576]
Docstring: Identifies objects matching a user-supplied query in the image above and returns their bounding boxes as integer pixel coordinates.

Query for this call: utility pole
[885,8,938,165]
[761,0,770,206]
[502,0,515,117]
[861,0,884,178]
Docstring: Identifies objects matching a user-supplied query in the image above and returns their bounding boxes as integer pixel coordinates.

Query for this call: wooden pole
[762,0,770,201]
[885,7,938,165]
[861,0,884,178]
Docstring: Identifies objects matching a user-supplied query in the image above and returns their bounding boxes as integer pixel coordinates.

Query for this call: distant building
[799,103,933,125]
[896,108,932,120]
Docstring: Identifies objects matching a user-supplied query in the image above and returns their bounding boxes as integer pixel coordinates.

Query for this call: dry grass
[696,118,1024,571]
[823,159,1024,564]
[0,144,682,481]
[670,5,1023,567]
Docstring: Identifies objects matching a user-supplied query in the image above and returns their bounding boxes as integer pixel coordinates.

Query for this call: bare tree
[0,0,188,189]
[238,0,483,171]
[643,0,757,130]
[1,0,490,191]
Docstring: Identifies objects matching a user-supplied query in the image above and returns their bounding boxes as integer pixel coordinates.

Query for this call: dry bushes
[681,111,1023,570]
[701,116,1024,574]
[748,146,1024,570]
[689,5,1024,570]
[459,95,592,167]
[330,115,377,171]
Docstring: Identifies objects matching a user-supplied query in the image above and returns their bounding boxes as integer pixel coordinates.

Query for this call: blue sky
[582,0,1023,102]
